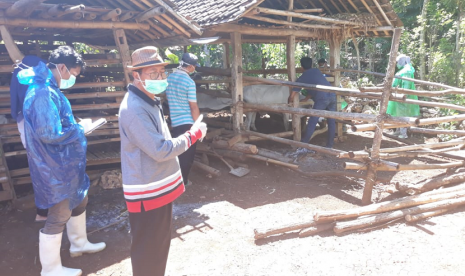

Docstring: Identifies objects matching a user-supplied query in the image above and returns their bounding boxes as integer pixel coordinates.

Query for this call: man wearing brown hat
[118,46,207,276]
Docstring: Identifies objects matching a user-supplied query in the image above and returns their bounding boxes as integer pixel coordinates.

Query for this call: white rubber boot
[66,211,106,258]
[39,231,82,276]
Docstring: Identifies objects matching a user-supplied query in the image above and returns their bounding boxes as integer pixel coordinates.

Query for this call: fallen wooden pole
[299,222,335,238]
[314,187,465,222]
[254,220,320,240]
[242,130,344,156]
[352,113,465,132]
[257,148,294,163]
[417,114,465,126]
[378,146,462,159]
[212,140,258,154]
[246,154,299,169]
[192,161,221,177]
[215,150,248,162]
[344,161,465,171]
[293,169,390,182]
[334,196,465,234]
[379,139,465,153]
[242,131,293,142]
[409,127,465,136]
[396,172,465,195]
[204,128,224,140]
[405,208,453,222]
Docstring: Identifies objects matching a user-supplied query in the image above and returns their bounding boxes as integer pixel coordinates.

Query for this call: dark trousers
[43,196,88,235]
[301,95,337,148]
[171,124,197,183]
[129,203,173,276]
[37,208,48,217]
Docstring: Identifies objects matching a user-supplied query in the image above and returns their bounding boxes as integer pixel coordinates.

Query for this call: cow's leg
[244,112,252,130]
[251,112,257,131]
[283,113,290,131]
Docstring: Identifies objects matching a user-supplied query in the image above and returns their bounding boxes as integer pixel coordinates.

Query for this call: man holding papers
[18,45,106,276]
[119,46,207,276]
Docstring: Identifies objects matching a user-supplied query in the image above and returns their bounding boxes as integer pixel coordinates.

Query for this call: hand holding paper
[79,118,107,135]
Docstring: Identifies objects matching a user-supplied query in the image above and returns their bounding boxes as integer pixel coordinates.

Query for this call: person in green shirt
[386,54,420,139]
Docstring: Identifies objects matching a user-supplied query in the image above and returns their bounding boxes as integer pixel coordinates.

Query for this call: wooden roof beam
[48,4,85,17]
[316,0,333,15]
[244,15,341,30]
[333,0,361,35]
[359,0,389,35]
[372,0,393,26]
[254,7,363,26]
[120,11,137,22]
[0,17,151,30]
[328,0,344,14]
[151,0,202,35]
[100,8,122,21]
[208,23,318,38]
[135,7,165,22]
[292,9,324,13]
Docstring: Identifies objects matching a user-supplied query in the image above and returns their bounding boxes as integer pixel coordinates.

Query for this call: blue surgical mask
[138,77,169,94]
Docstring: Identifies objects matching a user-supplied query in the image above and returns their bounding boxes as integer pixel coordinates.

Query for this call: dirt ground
[2,129,465,276]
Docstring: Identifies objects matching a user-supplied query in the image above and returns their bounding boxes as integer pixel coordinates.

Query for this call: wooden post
[222,42,230,90]
[222,42,230,69]
[231,32,243,133]
[287,36,300,141]
[361,28,403,205]
[0,25,24,62]
[113,27,131,104]
[329,35,343,139]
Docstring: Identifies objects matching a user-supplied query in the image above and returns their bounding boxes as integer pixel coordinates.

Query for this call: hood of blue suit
[17,61,56,87]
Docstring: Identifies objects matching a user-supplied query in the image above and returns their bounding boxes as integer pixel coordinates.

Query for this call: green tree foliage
[392,0,465,87]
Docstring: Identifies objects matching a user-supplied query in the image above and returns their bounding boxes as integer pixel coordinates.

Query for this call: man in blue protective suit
[18,46,106,276]
[10,55,49,222]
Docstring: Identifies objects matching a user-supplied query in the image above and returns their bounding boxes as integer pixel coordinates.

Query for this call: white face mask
[51,63,76,89]
[136,74,169,94]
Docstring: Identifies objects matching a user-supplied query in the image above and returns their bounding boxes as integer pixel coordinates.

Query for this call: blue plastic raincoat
[18,61,89,210]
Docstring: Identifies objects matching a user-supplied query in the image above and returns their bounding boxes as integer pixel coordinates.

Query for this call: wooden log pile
[254,181,465,240]
[191,123,364,180]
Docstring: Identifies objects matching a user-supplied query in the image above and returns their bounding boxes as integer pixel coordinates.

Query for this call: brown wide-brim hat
[127,46,169,70]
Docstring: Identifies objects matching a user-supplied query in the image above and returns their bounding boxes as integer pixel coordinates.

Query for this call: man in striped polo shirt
[166,53,201,186]
[119,47,207,276]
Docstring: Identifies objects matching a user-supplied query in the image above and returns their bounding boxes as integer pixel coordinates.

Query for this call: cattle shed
[176,1,465,205]
[0,0,202,204]
[170,0,401,141]
[3,0,451,207]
